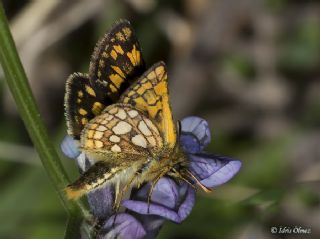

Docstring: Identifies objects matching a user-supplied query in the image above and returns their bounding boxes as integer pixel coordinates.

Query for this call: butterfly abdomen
[65,166,143,200]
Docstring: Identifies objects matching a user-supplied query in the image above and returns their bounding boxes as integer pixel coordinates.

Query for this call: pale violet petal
[123,178,195,223]
[87,184,114,220]
[97,213,146,239]
[60,135,80,159]
[75,152,87,172]
[180,117,211,153]
[123,186,195,223]
[189,153,242,187]
[131,178,179,209]
[201,159,242,187]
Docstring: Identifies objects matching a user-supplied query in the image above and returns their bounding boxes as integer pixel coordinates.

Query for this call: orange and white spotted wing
[80,103,163,161]
[119,62,177,148]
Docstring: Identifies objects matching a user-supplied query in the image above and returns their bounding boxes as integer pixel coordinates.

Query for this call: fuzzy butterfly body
[64,20,200,203]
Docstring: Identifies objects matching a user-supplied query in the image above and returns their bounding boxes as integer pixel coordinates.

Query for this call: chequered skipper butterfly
[64,20,208,209]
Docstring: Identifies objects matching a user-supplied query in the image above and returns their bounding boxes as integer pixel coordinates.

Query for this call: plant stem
[0,3,90,220]
[64,215,82,239]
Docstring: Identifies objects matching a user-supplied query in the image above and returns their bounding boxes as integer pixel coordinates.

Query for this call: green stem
[64,216,82,239]
[0,3,90,220]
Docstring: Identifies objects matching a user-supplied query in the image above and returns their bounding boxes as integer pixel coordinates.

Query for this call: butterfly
[64,20,207,209]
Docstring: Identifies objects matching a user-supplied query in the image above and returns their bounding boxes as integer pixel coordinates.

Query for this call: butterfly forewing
[65,73,113,139]
[89,20,145,102]
[119,62,177,148]
[81,103,163,161]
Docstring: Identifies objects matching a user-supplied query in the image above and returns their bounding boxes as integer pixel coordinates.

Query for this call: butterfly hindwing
[64,73,112,139]
[119,62,177,148]
[89,19,145,102]
[80,103,163,159]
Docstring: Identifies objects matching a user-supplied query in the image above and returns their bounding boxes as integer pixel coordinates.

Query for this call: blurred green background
[1,0,320,238]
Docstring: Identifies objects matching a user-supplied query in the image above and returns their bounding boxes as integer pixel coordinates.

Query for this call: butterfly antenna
[185,169,212,193]
[171,168,196,189]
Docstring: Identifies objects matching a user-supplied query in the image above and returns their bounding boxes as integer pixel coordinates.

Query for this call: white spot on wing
[109,135,120,143]
[106,115,114,121]
[112,121,132,135]
[97,125,107,131]
[138,120,152,136]
[115,109,127,120]
[111,144,121,152]
[131,134,147,148]
[144,118,159,135]
[128,110,138,118]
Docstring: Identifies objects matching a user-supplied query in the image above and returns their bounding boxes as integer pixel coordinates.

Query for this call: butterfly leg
[112,175,135,212]
[112,160,152,226]
[113,160,152,211]
[169,168,196,189]
[111,174,137,227]
[147,168,169,213]
[114,180,120,210]
[65,161,126,200]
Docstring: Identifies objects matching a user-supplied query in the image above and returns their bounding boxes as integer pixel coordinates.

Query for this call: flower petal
[122,178,195,223]
[189,153,242,187]
[87,184,114,220]
[97,213,146,239]
[60,135,80,159]
[176,183,196,221]
[131,214,165,239]
[132,178,179,209]
[123,200,180,222]
[180,117,211,153]
[179,134,201,154]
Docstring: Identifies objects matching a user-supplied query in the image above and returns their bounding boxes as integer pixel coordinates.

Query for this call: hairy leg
[147,168,169,213]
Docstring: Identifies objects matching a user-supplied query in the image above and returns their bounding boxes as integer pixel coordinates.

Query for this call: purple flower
[119,117,241,237]
[97,213,146,239]
[60,135,80,159]
[61,116,241,239]
[180,116,211,154]
[179,117,242,188]
[123,177,195,223]
[188,153,242,188]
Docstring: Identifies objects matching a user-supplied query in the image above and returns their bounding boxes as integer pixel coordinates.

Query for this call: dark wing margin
[89,19,145,102]
[64,73,112,139]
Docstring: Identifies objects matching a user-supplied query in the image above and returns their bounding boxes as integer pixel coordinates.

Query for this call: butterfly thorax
[134,146,188,186]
